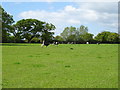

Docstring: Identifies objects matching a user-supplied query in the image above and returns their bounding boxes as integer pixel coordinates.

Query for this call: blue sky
[1,2,118,36]
[2,2,77,21]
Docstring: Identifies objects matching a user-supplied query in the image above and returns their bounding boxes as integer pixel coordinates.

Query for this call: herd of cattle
[41,41,100,47]
[41,41,59,47]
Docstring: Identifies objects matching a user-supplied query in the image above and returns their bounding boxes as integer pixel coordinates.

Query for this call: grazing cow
[97,42,100,45]
[86,42,89,44]
[55,42,58,45]
[53,42,59,45]
[67,42,70,44]
[41,40,50,47]
[71,42,74,44]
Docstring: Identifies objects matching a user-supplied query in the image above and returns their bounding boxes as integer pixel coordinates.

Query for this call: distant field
[2,43,118,88]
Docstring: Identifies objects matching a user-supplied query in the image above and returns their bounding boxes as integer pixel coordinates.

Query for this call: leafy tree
[41,23,55,42]
[67,34,77,42]
[94,31,120,43]
[60,26,77,41]
[95,31,112,43]
[77,25,88,35]
[107,33,119,43]
[60,27,69,41]
[60,25,91,43]
[12,19,45,43]
[76,25,89,43]
[1,6,14,42]
[80,33,94,42]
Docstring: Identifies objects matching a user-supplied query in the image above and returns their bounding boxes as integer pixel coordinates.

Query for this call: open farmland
[2,43,118,88]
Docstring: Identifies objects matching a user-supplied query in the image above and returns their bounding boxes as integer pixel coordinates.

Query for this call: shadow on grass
[14,62,21,64]
[0,43,28,46]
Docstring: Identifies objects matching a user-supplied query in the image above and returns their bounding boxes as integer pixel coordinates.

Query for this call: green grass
[2,43,118,88]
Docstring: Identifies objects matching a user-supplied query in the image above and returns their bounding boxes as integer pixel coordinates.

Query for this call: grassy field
[2,43,118,88]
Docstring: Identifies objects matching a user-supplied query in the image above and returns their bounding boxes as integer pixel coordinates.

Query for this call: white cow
[53,42,58,45]
[86,42,89,44]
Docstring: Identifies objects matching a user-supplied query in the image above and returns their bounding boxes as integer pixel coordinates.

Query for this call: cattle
[53,42,59,46]
[41,40,50,47]
[97,42,100,45]
[67,42,70,44]
[86,42,89,44]
[71,42,74,44]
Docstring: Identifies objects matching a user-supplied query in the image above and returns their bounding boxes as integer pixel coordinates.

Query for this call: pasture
[2,43,118,88]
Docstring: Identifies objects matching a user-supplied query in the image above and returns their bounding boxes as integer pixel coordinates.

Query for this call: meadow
[2,43,118,88]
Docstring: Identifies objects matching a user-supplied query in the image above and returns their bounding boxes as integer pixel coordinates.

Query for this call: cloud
[67,19,81,24]
[19,2,118,35]
[79,2,118,14]
[64,5,76,11]
[81,3,118,30]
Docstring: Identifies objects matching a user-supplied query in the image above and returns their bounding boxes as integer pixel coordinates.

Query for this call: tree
[60,26,77,41]
[67,34,77,42]
[12,19,45,43]
[76,25,89,43]
[11,19,55,43]
[60,25,91,43]
[41,23,55,42]
[95,31,110,42]
[94,31,119,43]
[107,33,119,43]
[80,33,94,42]
[1,6,14,42]
[77,25,88,35]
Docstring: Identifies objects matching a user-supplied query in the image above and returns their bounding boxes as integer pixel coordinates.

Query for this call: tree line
[55,26,120,44]
[1,6,120,44]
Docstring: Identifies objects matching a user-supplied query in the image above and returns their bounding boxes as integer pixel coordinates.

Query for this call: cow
[53,42,59,46]
[41,40,50,47]
[86,42,89,44]
[97,42,100,45]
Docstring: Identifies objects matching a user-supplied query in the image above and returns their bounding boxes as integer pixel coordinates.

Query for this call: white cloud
[19,3,118,35]
[79,2,118,14]
[67,19,81,24]
[64,5,76,12]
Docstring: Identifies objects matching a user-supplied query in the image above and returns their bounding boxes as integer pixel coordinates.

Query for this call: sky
[1,2,118,36]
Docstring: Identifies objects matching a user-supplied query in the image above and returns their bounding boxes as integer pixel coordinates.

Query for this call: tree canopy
[60,25,94,43]
[12,19,56,43]
[95,31,120,43]
[60,26,77,41]
[1,6,14,42]
[12,19,44,42]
